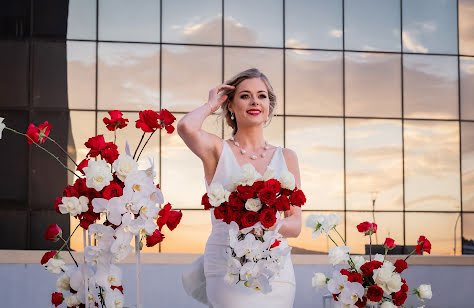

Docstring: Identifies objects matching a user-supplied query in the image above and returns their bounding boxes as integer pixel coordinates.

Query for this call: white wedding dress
[182,139,296,308]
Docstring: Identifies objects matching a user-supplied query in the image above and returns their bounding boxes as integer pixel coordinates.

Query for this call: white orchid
[59,196,89,216]
[0,117,6,139]
[110,229,133,263]
[339,281,364,305]
[105,288,124,308]
[83,159,113,191]
[327,271,348,294]
[234,233,260,258]
[92,196,126,226]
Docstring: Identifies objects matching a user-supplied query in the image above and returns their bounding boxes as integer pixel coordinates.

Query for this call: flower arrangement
[1,110,182,308]
[306,215,433,308]
[201,163,306,293]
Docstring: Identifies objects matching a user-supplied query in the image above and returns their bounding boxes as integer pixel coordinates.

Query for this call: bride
[177,68,302,307]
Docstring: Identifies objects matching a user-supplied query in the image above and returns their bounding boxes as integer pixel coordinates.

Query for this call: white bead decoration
[229,137,270,161]
[250,155,257,160]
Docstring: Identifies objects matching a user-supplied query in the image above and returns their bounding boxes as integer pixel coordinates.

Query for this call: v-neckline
[224,140,280,176]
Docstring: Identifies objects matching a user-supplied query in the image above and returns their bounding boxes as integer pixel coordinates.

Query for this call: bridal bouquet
[201,163,306,293]
[1,109,182,307]
[306,215,433,308]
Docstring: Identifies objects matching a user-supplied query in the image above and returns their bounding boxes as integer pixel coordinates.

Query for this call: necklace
[229,136,270,160]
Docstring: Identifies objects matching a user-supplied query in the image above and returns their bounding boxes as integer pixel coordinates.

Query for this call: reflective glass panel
[459,0,474,56]
[285,50,343,116]
[345,52,401,117]
[67,41,96,110]
[224,47,283,115]
[346,119,403,211]
[224,0,283,47]
[288,211,345,254]
[402,0,457,54]
[161,114,222,209]
[66,0,96,40]
[460,56,474,120]
[346,212,403,254]
[162,0,222,45]
[98,43,160,111]
[406,212,461,255]
[285,0,342,50]
[403,54,458,119]
[345,0,401,52]
[285,117,344,211]
[462,214,474,254]
[462,122,474,211]
[404,120,460,211]
[161,45,222,112]
[99,0,160,42]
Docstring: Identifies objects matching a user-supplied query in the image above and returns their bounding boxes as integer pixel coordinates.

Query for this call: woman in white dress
[178,68,302,308]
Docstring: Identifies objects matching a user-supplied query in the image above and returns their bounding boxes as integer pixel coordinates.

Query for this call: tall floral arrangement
[0,109,182,308]
[306,215,433,308]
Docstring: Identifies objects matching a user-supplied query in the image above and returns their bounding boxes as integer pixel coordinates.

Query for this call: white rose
[83,159,113,191]
[312,272,327,289]
[113,154,138,181]
[44,257,68,274]
[59,196,89,216]
[0,117,5,139]
[386,273,402,293]
[65,294,81,307]
[352,256,366,273]
[263,166,276,181]
[374,267,402,294]
[417,284,432,300]
[328,245,350,266]
[374,253,385,262]
[245,198,262,212]
[208,182,230,207]
[279,170,295,190]
[380,302,397,308]
[56,273,70,292]
[237,163,261,186]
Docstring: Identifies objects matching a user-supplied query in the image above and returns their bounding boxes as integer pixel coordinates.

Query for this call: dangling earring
[231,112,235,120]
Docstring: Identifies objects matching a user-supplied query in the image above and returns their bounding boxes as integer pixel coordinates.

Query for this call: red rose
[394,259,408,273]
[231,211,243,227]
[54,197,62,213]
[101,142,119,163]
[289,189,306,207]
[25,121,52,145]
[355,296,367,308]
[401,278,409,292]
[136,110,162,132]
[241,211,259,228]
[280,188,292,196]
[416,235,431,254]
[201,193,213,210]
[84,135,106,157]
[258,188,277,206]
[213,204,226,220]
[103,182,123,200]
[384,237,396,249]
[275,195,291,212]
[228,192,244,211]
[44,224,62,242]
[367,285,384,302]
[264,179,281,194]
[77,159,89,174]
[259,207,277,228]
[111,285,124,293]
[157,203,182,231]
[340,269,363,284]
[103,110,129,131]
[360,260,383,277]
[51,292,64,307]
[392,290,407,306]
[146,229,165,247]
[40,250,57,265]
[357,221,377,235]
[251,180,265,193]
[221,206,234,224]
[62,185,79,197]
[270,239,281,249]
[237,185,255,200]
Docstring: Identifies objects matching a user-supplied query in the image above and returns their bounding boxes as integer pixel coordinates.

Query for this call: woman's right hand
[207,84,235,113]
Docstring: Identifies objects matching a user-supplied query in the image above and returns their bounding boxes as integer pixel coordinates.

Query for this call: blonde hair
[217,68,277,136]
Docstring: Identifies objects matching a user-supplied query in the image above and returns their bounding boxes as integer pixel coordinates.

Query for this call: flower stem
[133,132,146,160]
[57,223,80,253]
[369,234,372,262]
[136,130,156,161]
[330,228,357,271]
[5,127,82,178]
[333,227,346,245]
[327,234,339,247]
[46,135,78,167]
[60,235,78,267]
[404,248,417,261]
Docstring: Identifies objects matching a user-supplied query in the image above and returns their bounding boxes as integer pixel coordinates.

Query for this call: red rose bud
[394,259,408,273]
[51,292,64,307]
[103,110,129,131]
[384,237,396,249]
[356,221,377,235]
[270,239,281,249]
[40,250,57,265]
[146,229,165,247]
[44,224,62,242]
[366,285,384,302]
[136,110,162,132]
[415,235,431,254]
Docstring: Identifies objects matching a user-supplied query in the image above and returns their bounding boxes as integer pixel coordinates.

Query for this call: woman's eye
[241,94,267,98]
[260,95,267,98]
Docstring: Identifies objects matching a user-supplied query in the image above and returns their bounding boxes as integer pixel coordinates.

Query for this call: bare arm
[275,148,302,238]
[176,84,235,163]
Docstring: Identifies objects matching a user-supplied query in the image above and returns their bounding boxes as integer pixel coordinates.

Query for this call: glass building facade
[1,0,473,255]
